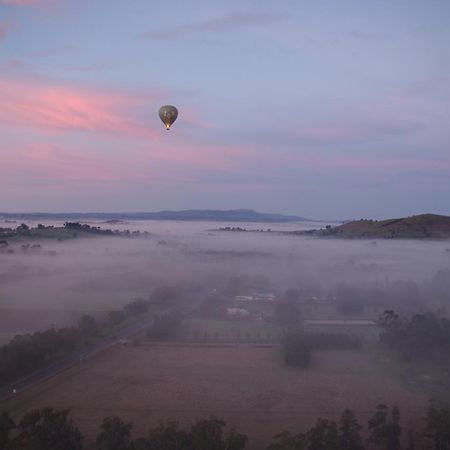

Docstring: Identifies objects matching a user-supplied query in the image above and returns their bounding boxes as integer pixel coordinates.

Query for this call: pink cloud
[1,137,258,189]
[0,58,33,72]
[0,23,9,40]
[1,143,154,186]
[0,0,49,5]
[152,141,258,171]
[0,77,164,139]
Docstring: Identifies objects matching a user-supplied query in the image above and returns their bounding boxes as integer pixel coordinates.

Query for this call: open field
[0,343,427,449]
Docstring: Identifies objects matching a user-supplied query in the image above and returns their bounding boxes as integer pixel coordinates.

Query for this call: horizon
[1,207,448,223]
[1,1,449,218]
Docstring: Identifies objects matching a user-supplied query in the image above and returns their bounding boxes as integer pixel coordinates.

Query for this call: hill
[318,214,450,239]
[0,209,307,223]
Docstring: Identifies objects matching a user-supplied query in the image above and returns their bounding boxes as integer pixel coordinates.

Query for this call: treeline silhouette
[0,299,150,384]
[378,310,450,367]
[1,403,450,449]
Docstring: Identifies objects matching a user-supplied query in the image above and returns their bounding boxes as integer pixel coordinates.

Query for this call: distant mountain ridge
[0,209,308,223]
[320,214,450,239]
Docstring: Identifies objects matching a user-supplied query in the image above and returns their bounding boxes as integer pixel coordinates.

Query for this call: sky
[0,0,449,219]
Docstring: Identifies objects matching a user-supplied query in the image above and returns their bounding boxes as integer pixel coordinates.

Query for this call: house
[226,308,250,318]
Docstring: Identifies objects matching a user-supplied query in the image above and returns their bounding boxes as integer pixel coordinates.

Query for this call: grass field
[0,343,427,449]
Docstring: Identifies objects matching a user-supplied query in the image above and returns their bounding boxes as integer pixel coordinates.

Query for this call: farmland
[0,342,427,449]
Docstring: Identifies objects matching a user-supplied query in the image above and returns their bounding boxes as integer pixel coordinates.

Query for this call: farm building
[226,308,250,318]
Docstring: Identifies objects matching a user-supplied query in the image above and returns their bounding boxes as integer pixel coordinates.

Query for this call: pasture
[0,343,427,449]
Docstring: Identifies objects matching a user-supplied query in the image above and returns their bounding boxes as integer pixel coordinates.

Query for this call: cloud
[0,0,48,5]
[284,153,450,177]
[0,77,165,139]
[0,23,11,41]
[140,11,282,40]
[0,137,260,194]
[0,58,33,72]
[294,120,422,143]
[1,144,127,184]
[30,45,78,59]
[64,63,114,73]
[348,29,389,41]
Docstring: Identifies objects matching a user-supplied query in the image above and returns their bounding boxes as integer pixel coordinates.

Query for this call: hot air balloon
[159,105,178,130]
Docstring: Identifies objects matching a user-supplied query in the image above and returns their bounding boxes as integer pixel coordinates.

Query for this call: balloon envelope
[159,105,178,130]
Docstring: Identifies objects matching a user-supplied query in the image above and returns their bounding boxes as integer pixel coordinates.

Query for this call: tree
[8,407,83,450]
[108,310,126,327]
[224,428,248,450]
[338,409,364,450]
[189,419,226,450]
[282,330,311,368]
[0,412,15,449]
[378,310,450,365]
[151,286,181,305]
[143,420,190,450]
[78,314,98,338]
[368,404,401,450]
[16,224,29,232]
[124,299,149,317]
[267,431,306,449]
[424,404,450,450]
[306,418,339,450]
[96,417,133,450]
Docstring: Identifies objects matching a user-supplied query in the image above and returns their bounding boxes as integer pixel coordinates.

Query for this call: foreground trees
[2,403,450,449]
[423,404,450,450]
[267,403,450,450]
[96,417,133,450]
[94,418,247,450]
[268,409,363,450]
[134,420,190,450]
[7,408,83,450]
[339,410,364,450]
[0,412,15,449]
[368,404,401,450]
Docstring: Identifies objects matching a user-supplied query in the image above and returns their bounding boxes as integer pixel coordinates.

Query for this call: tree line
[0,299,150,384]
[0,409,247,450]
[1,403,450,449]
[378,310,450,369]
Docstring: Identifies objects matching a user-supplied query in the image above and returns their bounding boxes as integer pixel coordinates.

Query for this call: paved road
[0,315,153,404]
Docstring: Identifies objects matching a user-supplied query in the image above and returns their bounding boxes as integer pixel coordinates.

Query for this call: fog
[3,219,450,448]
[1,219,450,344]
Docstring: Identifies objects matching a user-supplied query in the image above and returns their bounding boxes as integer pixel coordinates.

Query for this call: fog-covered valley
[2,220,450,449]
[1,220,450,342]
